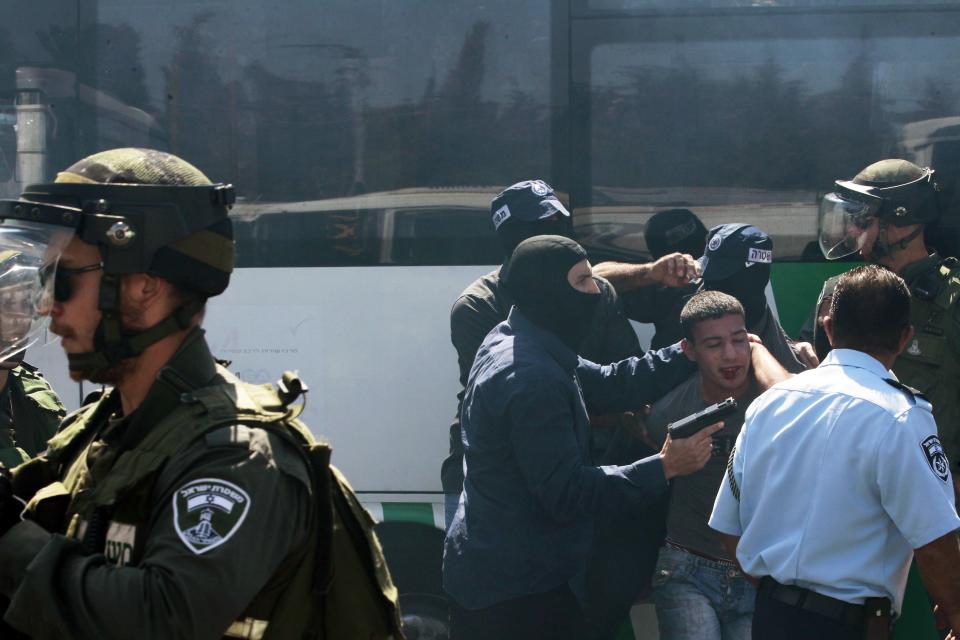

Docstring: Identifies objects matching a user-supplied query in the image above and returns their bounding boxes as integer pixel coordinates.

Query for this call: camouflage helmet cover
[846,158,941,227]
[49,148,235,297]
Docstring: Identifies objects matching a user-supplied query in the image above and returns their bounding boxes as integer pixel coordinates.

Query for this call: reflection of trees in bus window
[0,29,13,189]
[583,23,960,259]
[81,1,554,204]
[37,22,150,110]
[590,50,893,191]
[165,13,239,187]
[585,0,953,9]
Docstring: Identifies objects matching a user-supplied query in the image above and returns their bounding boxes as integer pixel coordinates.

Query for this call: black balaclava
[503,235,601,353]
[498,216,574,259]
[706,264,771,328]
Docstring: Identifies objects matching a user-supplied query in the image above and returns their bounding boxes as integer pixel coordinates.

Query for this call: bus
[5,1,960,638]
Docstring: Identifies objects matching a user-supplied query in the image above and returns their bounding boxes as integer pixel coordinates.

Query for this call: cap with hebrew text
[490,180,570,230]
[697,223,773,281]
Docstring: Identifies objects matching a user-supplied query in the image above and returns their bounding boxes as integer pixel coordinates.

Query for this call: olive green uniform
[894,253,960,469]
[811,255,960,464]
[809,255,960,640]
[0,329,312,640]
[0,364,66,468]
[886,253,959,640]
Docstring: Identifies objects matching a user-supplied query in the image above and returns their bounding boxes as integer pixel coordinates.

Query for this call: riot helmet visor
[0,221,72,361]
[817,184,880,260]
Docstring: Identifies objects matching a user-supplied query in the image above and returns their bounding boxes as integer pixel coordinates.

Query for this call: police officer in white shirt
[709,265,960,640]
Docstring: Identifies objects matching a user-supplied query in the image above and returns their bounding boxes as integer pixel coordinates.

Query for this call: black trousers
[450,585,588,640]
[580,495,667,640]
[752,582,862,640]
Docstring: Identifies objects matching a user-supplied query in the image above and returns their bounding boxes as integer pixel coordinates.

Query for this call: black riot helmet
[819,159,941,260]
[0,148,235,377]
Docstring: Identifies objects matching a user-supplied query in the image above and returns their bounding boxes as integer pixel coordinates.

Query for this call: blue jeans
[652,545,756,640]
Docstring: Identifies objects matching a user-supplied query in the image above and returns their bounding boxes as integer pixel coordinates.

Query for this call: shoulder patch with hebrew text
[173,478,251,554]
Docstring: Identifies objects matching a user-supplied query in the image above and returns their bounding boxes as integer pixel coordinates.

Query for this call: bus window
[232,206,381,267]
[391,207,500,266]
[232,189,499,267]
[572,5,960,261]
[33,0,555,205]
[580,0,956,11]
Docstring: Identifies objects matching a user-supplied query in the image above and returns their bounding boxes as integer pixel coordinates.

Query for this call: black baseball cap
[490,180,570,230]
[697,224,773,281]
[645,208,707,258]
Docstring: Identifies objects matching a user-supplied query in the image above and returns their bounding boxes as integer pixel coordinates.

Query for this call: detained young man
[646,291,790,640]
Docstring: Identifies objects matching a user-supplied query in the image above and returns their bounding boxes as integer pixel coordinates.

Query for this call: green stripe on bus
[381,502,435,526]
[895,563,938,640]
[770,262,860,338]
[614,619,634,640]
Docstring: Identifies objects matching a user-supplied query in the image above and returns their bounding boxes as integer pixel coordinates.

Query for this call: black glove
[0,465,25,537]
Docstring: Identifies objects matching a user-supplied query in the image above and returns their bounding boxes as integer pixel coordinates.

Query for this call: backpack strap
[933,258,960,311]
[12,392,116,497]
[87,370,299,511]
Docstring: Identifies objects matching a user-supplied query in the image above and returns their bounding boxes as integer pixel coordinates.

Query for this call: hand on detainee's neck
[748,340,792,391]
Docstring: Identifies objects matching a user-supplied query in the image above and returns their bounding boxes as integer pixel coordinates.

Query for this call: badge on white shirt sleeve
[173,478,252,554]
[921,436,950,483]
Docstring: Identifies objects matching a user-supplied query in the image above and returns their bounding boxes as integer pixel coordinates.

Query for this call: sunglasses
[39,262,104,303]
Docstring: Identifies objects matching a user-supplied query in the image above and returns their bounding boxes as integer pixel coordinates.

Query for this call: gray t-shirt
[647,372,759,560]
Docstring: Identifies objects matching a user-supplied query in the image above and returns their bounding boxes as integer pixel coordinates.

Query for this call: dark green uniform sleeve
[0,426,311,640]
[10,365,67,456]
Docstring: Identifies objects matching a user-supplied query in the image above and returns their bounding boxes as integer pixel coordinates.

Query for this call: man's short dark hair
[680,290,745,342]
[829,265,910,353]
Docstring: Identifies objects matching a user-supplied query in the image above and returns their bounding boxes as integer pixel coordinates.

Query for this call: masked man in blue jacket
[443,235,788,639]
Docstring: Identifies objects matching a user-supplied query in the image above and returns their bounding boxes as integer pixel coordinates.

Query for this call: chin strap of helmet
[66,272,205,376]
[870,220,925,260]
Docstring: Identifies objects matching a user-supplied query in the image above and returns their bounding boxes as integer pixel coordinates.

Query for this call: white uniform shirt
[709,348,960,613]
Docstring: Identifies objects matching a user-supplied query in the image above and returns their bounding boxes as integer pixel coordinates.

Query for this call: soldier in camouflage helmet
[818,164,960,638]
[0,248,66,468]
[818,158,960,494]
[0,348,65,469]
[0,148,324,639]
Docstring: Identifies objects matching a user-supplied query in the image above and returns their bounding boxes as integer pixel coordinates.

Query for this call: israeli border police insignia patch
[173,478,251,554]
[921,435,949,482]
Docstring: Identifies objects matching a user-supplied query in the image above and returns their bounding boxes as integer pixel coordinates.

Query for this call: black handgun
[667,397,738,439]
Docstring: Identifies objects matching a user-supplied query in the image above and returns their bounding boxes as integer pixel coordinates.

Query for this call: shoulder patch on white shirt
[921,435,950,482]
[173,478,251,554]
